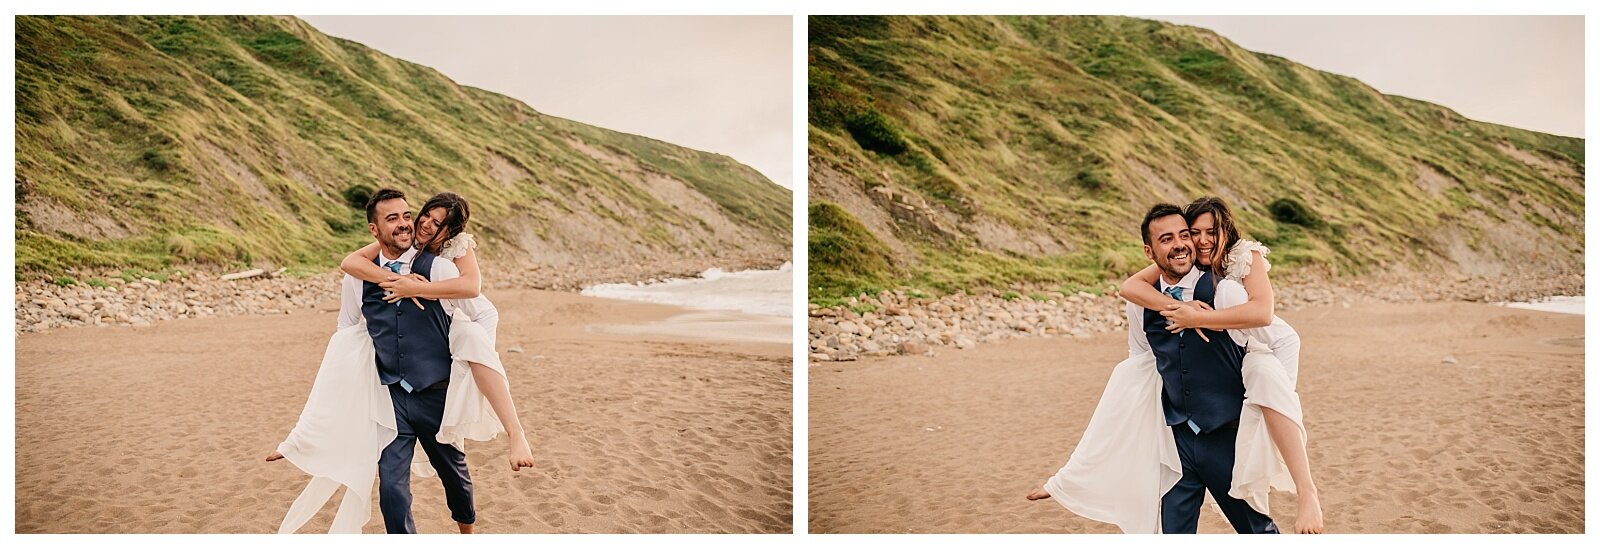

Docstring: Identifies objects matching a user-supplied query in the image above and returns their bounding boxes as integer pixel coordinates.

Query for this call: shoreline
[12,253,791,335]
[590,311,792,345]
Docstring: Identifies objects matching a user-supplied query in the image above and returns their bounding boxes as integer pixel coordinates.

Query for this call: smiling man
[1131,203,1278,534]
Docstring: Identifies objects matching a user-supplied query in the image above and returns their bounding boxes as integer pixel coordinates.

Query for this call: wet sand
[808,301,1583,533]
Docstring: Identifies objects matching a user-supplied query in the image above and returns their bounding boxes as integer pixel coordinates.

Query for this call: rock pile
[15,269,339,333]
[808,289,1127,362]
[808,267,1585,361]
[14,253,790,334]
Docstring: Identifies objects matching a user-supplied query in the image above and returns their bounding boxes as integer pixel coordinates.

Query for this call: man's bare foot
[265,450,284,462]
[457,522,473,534]
[1295,490,1324,534]
[508,437,535,471]
[1026,486,1052,501]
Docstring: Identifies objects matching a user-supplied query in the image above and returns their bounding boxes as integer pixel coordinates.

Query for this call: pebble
[897,340,928,355]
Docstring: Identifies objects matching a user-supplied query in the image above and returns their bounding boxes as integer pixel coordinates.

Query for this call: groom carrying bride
[1029,203,1281,534]
[269,188,496,534]
[1134,204,1278,534]
[347,189,483,533]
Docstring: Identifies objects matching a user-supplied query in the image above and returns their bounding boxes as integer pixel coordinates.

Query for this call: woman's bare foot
[1025,486,1052,501]
[508,437,535,471]
[265,450,284,462]
[1295,489,1324,533]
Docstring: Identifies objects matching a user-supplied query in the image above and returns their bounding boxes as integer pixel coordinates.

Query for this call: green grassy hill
[16,15,791,279]
[808,15,1582,301]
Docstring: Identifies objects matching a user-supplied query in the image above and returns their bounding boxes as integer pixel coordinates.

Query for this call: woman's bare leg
[469,361,535,470]
[1264,408,1322,533]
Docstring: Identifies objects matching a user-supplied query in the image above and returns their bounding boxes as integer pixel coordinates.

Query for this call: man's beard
[379,229,412,254]
[1158,246,1193,280]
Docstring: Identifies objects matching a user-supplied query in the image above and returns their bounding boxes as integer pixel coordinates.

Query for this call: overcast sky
[300,16,794,187]
[1148,15,1584,138]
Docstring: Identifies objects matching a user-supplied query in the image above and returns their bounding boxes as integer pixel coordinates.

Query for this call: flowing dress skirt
[1042,339,1305,533]
[275,312,510,533]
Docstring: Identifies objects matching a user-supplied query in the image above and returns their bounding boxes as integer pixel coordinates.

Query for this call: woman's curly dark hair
[417,192,471,255]
[1183,196,1242,280]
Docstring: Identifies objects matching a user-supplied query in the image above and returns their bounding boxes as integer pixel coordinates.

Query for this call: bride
[1026,196,1324,534]
[266,191,535,533]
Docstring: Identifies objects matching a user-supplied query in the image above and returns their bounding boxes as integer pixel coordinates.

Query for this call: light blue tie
[1165,285,1184,340]
[383,260,406,309]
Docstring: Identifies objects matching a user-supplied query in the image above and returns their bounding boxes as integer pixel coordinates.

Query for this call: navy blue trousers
[379,383,475,534]
[1161,424,1279,534]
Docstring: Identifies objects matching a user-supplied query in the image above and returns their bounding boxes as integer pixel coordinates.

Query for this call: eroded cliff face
[807,15,1582,299]
[17,15,792,278]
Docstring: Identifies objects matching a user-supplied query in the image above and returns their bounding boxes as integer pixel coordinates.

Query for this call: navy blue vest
[362,251,454,390]
[1144,271,1246,433]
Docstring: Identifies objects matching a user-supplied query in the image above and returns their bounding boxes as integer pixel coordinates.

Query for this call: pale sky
[1148,16,1584,138]
[300,16,795,187]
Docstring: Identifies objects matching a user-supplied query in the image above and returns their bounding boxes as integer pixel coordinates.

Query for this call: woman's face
[1190,211,1221,267]
[416,207,447,250]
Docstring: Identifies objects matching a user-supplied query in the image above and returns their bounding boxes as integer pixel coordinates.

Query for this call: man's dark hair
[1141,203,1185,246]
[365,188,407,222]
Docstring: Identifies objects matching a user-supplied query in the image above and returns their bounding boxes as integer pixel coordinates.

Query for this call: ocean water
[1500,295,1584,315]
[580,263,793,318]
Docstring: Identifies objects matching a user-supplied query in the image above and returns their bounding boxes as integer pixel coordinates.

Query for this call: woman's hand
[381,273,428,309]
[1161,301,1214,341]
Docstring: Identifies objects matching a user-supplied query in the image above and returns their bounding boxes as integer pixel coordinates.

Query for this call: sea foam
[581,263,793,317]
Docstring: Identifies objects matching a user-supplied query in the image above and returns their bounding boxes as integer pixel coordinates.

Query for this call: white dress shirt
[336,246,490,329]
[1125,266,1251,355]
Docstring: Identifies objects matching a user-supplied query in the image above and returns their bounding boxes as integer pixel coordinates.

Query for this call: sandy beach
[15,289,792,533]
[808,301,1583,533]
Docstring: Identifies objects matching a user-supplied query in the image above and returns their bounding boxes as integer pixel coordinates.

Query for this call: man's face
[368,198,414,254]
[1144,214,1194,282]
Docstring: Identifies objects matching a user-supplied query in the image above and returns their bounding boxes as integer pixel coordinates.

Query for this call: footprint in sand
[686,495,730,519]
[1390,515,1452,533]
[628,484,670,501]
[721,475,754,493]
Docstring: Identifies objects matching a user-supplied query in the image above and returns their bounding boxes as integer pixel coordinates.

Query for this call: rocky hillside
[16,16,791,282]
[808,16,1582,301]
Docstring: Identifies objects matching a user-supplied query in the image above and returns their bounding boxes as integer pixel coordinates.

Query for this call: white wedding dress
[275,233,512,534]
[1041,240,1306,533]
